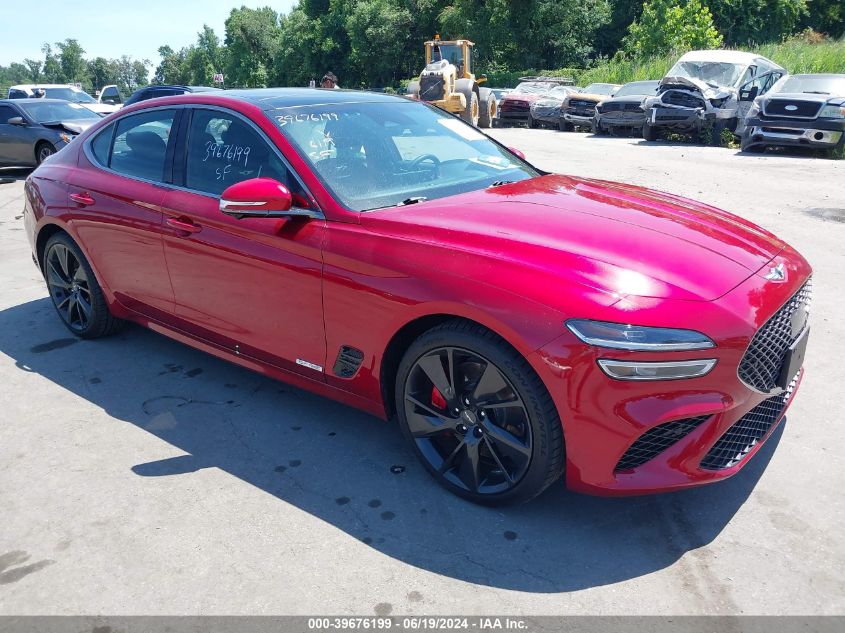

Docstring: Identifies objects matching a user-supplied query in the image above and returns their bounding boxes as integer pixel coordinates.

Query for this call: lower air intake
[615,415,711,472]
[700,373,798,470]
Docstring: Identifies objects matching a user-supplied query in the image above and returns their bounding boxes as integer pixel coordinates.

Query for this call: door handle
[166,217,202,234]
[70,192,95,206]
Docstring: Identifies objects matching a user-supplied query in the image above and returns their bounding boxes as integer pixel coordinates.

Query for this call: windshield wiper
[396,196,427,206]
[804,91,830,95]
[489,180,515,187]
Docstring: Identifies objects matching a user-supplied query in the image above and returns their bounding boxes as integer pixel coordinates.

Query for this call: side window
[90,123,114,165]
[8,89,28,99]
[0,105,18,123]
[110,110,175,182]
[101,86,122,105]
[185,109,298,198]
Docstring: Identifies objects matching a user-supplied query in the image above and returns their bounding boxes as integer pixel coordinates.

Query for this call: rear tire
[395,320,565,505]
[42,233,126,339]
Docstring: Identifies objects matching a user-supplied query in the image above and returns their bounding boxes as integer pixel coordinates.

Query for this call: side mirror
[219,178,318,220]
[508,147,526,160]
[7,117,26,126]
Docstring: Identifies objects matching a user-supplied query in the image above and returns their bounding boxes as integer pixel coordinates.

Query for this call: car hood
[565,92,608,104]
[502,93,544,104]
[659,76,733,99]
[365,175,784,302]
[602,95,649,104]
[41,119,100,134]
[83,103,119,115]
[765,91,845,106]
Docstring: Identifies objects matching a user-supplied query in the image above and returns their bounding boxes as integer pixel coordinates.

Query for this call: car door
[160,106,326,378]
[70,107,180,320]
[736,70,786,134]
[0,103,36,166]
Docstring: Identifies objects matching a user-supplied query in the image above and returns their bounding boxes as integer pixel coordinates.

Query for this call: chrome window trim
[82,102,324,219]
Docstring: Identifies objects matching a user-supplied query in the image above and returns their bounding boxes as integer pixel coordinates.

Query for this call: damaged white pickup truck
[642,50,786,144]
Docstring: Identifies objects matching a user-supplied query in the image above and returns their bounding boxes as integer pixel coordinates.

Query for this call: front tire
[43,233,125,338]
[395,320,564,505]
[478,90,496,129]
[642,121,658,141]
[558,119,573,132]
[741,128,764,153]
[36,142,56,165]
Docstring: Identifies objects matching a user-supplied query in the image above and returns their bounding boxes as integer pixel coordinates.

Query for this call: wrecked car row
[494,50,845,156]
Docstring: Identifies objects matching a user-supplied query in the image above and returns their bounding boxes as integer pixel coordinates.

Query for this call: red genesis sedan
[23,89,811,504]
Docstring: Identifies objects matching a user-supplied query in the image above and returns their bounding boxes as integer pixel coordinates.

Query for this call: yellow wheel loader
[406,35,496,128]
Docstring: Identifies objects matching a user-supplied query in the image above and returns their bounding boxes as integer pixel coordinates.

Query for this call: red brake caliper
[431,385,447,410]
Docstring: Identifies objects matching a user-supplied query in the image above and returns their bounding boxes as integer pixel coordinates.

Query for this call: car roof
[0,98,76,105]
[218,88,407,108]
[677,50,778,66]
[10,84,83,90]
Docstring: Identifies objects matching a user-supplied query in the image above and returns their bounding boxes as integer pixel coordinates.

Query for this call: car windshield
[666,61,746,87]
[271,101,538,212]
[614,81,660,97]
[42,87,97,103]
[431,44,463,67]
[776,74,845,95]
[582,84,618,96]
[15,100,97,122]
[546,86,573,99]
[512,82,554,95]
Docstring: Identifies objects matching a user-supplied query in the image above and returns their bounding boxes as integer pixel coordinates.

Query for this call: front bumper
[498,108,529,123]
[597,111,647,128]
[529,246,812,495]
[562,111,595,127]
[531,106,561,124]
[745,115,845,149]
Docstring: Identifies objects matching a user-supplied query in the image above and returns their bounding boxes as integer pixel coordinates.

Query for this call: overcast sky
[1,0,298,67]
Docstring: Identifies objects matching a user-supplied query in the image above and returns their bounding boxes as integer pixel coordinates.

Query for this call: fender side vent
[333,346,364,378]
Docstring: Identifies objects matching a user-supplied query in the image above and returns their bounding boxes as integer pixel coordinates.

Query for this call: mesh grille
[662,90,706,108]
[700,374,798,470]
[738,279,812,392]
[615,416,711,472]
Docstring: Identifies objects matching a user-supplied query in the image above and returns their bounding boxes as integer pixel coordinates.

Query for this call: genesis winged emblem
[764,262,786,282]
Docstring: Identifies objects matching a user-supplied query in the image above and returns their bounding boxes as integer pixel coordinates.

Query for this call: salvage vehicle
[741,73,845,156]
[593,80,660,135]
[96,85,123,108]
[0,99,100,166]
[642,50,785,143]
[8,84,121,115]
[497,77,572,127]
[528,85,578,128]
[23,89,811,504]
[406,35,496,128]
[560,83,620,131]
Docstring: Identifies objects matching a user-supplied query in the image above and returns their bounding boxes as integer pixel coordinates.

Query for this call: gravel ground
[0,130,843,616]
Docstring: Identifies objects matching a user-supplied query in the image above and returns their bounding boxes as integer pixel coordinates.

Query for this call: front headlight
[566,319,715,351]
[820,104,845,119]
[59,132,77,144]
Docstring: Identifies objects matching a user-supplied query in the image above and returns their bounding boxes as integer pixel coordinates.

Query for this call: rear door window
[109,110,176,182]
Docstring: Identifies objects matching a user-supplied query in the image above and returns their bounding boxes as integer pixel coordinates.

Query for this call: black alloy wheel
[45,242,93,333]
[43,233,125,338]
[396,321,564,504]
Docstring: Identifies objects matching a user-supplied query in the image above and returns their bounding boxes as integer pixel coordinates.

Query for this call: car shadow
[0,167,33,183]
[0,297,783,593]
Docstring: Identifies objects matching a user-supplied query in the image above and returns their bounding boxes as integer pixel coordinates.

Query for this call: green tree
[56,39,88,83]
[710,0,807,45]
[802,0,844,37]
[624,0,723,57]
[42,44,64,82]
[87,57,119,90]
[23,59,43,82]
[347,0,413,86]
[224,6,281,87]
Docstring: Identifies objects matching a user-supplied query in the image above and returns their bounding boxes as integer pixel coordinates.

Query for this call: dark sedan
[123,85,221,107]
[742,74,845,156]
[593,80,660,135]
[0,99,101,167]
